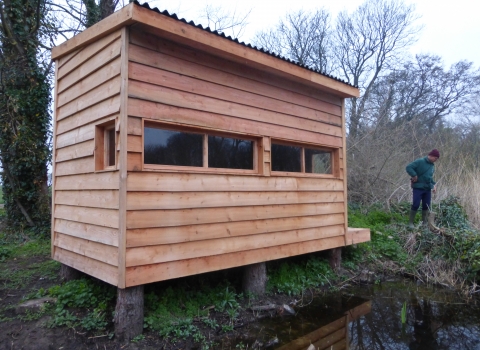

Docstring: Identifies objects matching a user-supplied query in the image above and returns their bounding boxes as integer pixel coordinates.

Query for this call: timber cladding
[52,29,122,286]
[51,2,368,288]
[123,27,347,287]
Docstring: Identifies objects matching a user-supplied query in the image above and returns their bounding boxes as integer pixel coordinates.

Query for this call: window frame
[270,139,339,178]
[143,121,259,175]
[95,119,117,172]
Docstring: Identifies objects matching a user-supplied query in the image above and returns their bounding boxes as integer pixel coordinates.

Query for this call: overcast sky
[148,0,480,68]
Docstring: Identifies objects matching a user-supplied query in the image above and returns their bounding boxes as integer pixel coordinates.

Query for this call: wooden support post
[242,262,267,296]
[114,285,144,342]
[59,264,82,281]
[329,247,342,271]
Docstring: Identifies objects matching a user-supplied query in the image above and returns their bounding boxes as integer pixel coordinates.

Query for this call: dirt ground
[0,249,327,350]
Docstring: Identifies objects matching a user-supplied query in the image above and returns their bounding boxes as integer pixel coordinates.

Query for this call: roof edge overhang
[52,3,360,98]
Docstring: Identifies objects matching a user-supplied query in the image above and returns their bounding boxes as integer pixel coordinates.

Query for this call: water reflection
[231,280,480,350]
[276,300,370,350]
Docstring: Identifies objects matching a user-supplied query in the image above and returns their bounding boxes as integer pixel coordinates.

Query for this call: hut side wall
[52,29,123,286]
[124,27,347,287]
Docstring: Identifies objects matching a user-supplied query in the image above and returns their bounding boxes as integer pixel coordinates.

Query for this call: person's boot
[408,210,417,228]
[422,210,429,228]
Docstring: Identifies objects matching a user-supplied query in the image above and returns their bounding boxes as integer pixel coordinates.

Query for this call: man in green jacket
[406,149,440,228]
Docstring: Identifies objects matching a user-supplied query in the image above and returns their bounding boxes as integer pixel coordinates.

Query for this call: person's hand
[433,185,437,194]
[411,176,418,183]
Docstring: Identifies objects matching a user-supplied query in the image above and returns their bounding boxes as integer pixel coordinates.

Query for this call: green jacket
[406,157,436,190]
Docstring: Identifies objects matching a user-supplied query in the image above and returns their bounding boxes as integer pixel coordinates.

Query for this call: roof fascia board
[131,6,359,98]
[51,3,135,60]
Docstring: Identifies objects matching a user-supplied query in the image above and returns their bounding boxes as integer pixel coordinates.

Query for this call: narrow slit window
[106,128,116,167]
[95,121,116,171]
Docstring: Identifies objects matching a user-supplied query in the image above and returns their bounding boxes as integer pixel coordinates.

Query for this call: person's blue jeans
[411,188,431,211]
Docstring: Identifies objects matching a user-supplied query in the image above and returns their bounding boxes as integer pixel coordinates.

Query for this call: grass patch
[267,256,336,296]
[346,198,480,289]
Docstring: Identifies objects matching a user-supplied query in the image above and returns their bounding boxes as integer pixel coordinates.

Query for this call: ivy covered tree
[0,0,55,230]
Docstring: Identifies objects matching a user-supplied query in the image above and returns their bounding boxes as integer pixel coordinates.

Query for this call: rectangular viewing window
[271,144,301,172]
[272,141,334,175]
[144,123,257,172]
[144,127,203,167]
[305,148,331,174]
[208,136,254,170]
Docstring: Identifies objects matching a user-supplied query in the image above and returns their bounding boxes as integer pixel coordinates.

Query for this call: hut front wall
[124,27,347,287]
[52,29,124,286]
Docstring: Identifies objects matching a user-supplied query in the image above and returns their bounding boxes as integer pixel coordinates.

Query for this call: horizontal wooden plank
[55,204,119,228]
[126,202,345,229]
[58,39,122,93]
[127,172,344,192]
[54,232,118,266]
[127,215,344,247]
[54,246,118,286]
[127,116,142,135]
[129,27,346,104]
[55,156,94,176]
[125,235,345,286]
[127,152,142,171]
[127,135,142,152]
[58,56,121,107]
[129,61,341,126]
[129,43,342,116]
[58,49,80,69]
[57,96,120,135]
[127,191,344,210]
[58,30,121,80]
[58,76,121,121]
[56,115,116,149]
[313,328,345,350]
[55,190,119,209]
[276,317,346,350]
[128,98,340,147]
[55,172,119,190]
[345,228,370,245]
[55,219,118,246]
[56,140,94,162]
[347,301,372,322]
[128,80,343,141]
[126,224,344,266]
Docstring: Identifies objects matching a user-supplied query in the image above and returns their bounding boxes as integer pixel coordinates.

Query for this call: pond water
[231,279,480,349]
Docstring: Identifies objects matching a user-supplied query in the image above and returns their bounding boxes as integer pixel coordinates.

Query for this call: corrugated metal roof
[133,1,356,88]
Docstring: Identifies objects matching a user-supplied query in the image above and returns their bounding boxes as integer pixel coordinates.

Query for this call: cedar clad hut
[51,2,370,290]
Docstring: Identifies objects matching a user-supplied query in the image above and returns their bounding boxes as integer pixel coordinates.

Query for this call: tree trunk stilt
[329,247,342,271]
[114,285,144,342]
[59,264,81,281]
[242,262,267,296]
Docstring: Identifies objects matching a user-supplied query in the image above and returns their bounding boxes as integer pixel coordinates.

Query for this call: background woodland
[0,0,479,229]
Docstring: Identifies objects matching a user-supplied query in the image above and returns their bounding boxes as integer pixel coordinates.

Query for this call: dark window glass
[107,128,116,166]
[208,136,254,170]
[144,127,203,167]
[305,148,332,174]
[271,143,301,172]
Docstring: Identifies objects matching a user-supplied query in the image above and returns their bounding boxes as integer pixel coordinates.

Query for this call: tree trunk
[329,247,342,271]
[242,262,267,296]
[59,264,82,281]
[114,285,144,342]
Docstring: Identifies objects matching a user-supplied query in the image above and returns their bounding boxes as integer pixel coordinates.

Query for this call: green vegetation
[0,185,3,204]
[346,197,480,287]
